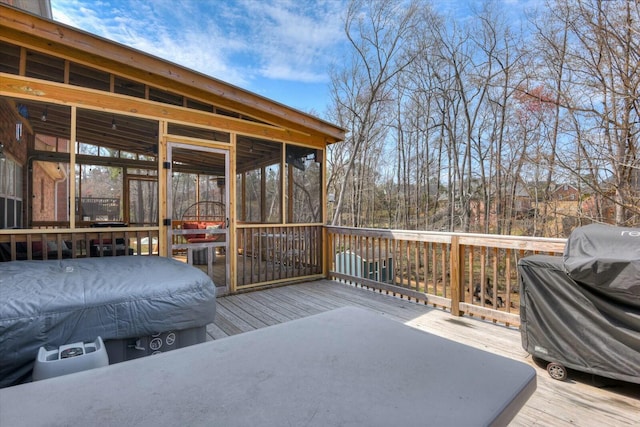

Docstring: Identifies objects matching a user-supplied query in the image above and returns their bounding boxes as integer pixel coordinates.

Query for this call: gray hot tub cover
[0,256,216,387]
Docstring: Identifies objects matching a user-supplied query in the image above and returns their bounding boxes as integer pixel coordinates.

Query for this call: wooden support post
[323,226,331,278]
[450,235,464,316]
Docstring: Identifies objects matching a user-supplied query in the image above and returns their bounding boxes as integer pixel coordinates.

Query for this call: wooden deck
[208,279,640,426]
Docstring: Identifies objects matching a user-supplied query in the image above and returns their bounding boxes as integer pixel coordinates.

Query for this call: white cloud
[240,0,347,83]
[50,0,347,87]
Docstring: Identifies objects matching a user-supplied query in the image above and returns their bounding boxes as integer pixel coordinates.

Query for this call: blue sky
[51,0,348,117]
[50,0,537,119]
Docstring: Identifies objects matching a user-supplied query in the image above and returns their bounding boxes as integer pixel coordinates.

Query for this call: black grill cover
[519,254,640,383]
[563,224,640,306]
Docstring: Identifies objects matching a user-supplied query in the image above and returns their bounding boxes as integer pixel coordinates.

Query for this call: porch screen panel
[236,137,282,223]
[0,156,4,195]
[25,50,65,83]
[7,199,14,228]
[199,175,225,205]
[32,161,70,223]
[0,41,20,74]
[264,164,281,223]
[171,172,197,220]
[129,177,158,225]
[75,108,158,225]
[0,158,22,229]
[286,145,321,223]
[15,201,22,228]
[167,123,230,143]
[76,164,123,223]
[237,169,261,222]
[6,160,14,197]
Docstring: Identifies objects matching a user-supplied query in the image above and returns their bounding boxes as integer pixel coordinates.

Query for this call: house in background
[0,3,345,294]
[552,183,580,201]
[0,0,51,18]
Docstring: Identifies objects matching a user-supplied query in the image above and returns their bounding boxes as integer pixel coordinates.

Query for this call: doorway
[168,142,229,294]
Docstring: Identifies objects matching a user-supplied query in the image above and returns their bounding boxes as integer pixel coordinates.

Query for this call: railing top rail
[326,226,452,243]
[457,234,565,252]
[326,226,566,252]
[237,223,322,229]
[0,227,160,235]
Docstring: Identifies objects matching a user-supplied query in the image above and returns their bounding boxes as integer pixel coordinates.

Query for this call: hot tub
[0,256,216,388]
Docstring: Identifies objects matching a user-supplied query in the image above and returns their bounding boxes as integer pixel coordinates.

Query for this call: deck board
[204,321,228,341]
[208,279,640,426]
[250,288,318,318]
[237,292,297,324]
[215,300,262,333]
[223,295,281,327]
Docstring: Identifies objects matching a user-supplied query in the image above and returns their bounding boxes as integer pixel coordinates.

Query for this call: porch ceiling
[8,97,285,176]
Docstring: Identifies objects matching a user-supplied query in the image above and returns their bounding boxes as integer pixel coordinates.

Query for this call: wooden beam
[29,150,158,170]
[449,238,464,316]
[69,106,76,228]
[158,123,168,257]
[228,133,237,293]
[260,165,267,222]
[0,74,330,147]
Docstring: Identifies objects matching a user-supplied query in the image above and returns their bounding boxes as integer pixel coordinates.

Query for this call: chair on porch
[177,201,226,264]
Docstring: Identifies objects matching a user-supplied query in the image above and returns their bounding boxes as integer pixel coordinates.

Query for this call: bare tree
[538,0,640,227]
[326,0,640,234]
[328,0,423,226]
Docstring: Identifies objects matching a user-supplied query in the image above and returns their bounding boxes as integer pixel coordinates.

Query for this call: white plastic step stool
[32,337,109,381]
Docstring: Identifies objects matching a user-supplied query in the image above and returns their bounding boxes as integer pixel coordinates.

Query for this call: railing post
[450,235,464,316]
[323,226,330,278]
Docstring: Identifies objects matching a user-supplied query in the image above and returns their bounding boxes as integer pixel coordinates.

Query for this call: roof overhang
[0,4,345,145]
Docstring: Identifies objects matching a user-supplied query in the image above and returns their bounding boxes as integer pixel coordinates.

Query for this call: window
[0,157,23,229]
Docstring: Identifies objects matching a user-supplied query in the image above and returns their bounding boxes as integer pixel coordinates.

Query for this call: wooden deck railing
[236,224,323,289]
[2,224,567,326]
[327,226,566,326]
[0,227,159,261]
